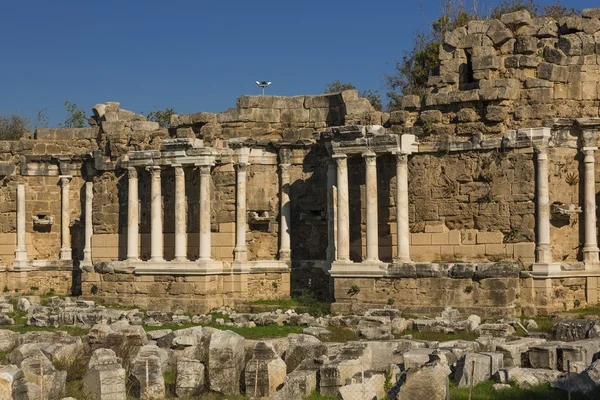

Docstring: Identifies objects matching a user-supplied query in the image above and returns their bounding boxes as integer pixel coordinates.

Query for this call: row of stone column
[535,144,600,268]
[14,177,94,269]
[331,152,412,264]
[126,160,292,263]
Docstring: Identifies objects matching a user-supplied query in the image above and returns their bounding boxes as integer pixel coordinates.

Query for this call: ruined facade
[2,9,600,315]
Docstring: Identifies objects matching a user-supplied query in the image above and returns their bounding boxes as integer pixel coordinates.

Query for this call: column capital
[127,166,138,179]
[332,153,347,159]
[279,148,291,165]
[535,144,548,159]
[146,166,161,178]
[394,152,409,164]
[59,175,72,185]
[173,164,184,177]
[362,151,377,166]
[235,162,249,172]
[198,165,211,175]
[279,163,291,172]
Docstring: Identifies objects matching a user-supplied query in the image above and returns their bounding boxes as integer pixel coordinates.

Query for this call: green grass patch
[398,330,478,342]
[4,324,89,336]
[250,290,331,317]
[323,326,358,342]
[302,391,338,400]
[567,304,600,317]
[449,380,597,400]
[211,324,303,339]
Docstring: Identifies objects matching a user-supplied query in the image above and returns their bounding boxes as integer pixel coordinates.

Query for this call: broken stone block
[284,335,326,373]
[0,330,18,352]
[395,354,451,400]
[552,359,600,394]
[500,10,532,28]
[176,358,204,398]
[528,342,563,370]
[494,366,563,388]
[553,320,599,341]
[245,341,287,398]
[21,354,67,400]
[497,338,546,367]
[208,330,245,396]
[272,369,317,400]
[320,343,372,396]
[454,352,504,387]
[475,323,516,337]
[129,355,165,400]
[83,349,126,400]
[0,365,28,400]
[557,340,600,372]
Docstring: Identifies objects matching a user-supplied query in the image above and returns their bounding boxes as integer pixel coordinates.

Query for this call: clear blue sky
[0,0,595,126]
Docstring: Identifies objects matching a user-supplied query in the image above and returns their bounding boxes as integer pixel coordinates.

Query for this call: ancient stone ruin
[1,9,600,321]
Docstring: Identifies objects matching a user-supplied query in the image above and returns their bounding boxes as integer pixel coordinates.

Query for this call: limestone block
[395,359,451,400]
[495,366,562,389]
[515,36,538,54]
[129,355,164,400]
[245,342,287,398]
[472,55,501,70]
[558,15,584,34]
[497,338,546,367]
[475,323,516,337]
[487,20,513,46]
[21,355,67,400]
[544,46,568,65]
[501,10,532,28]
[208,330,245,395]
[284,337,327,373]
[0,330,18,352]
[528,342,563,370]
[176,359,204,398]
[454,352,504,387]
[537,62,569,82]
[83,349,126,400]
[558,34,583,56]
[272,369,317,400]
[476,231,503,244]
[419,110,443,124]
[320,343,372,396]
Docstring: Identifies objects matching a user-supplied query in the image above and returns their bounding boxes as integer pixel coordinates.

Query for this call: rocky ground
[0,295,599,399]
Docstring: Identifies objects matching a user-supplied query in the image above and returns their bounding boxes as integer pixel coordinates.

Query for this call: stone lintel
[132,260,225,276]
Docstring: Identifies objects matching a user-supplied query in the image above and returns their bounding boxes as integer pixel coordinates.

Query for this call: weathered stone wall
[391,9,600,139]
[81,271,290,314]
[332,275,600,317]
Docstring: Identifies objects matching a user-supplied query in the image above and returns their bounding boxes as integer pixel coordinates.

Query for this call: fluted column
[59,175,72,261]
[334,154,350,261]
[147,166,163,262]
[234,161,248,261]
[174,165,187,262]
[127,167,139,261]
[583,147,600,264]
[83,181,93,264]
[14,184,27,265]
[396,153,412,263]
[363,152,379,262]
[535,145,552,264]
[326,160,337,263]
[198,165,212,261]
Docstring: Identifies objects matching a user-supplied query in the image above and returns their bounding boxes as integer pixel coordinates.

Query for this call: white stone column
[83,181,93,264]
[147,166,164,262]
[363,152,379,262]
[127,167,139,261]
[14,184,27,264]
[198,165,212,261]
[174,165,187,262]
[59,175,72,261]
[234,160,248,262]
[583,147,600,264]
[279,161,292,261]
[326,160,337,263]
[334,154,350,261]
[396,153,412,263]
[535,145,553,264]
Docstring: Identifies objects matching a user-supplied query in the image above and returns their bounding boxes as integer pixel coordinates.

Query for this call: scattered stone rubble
[0,294,598,399]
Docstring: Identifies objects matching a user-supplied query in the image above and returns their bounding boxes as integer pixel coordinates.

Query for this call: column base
[234,248,247,262]
[60,248,72,261]
[11,260,31,272]
[278,249,291,261]
[535,245,553,264]
[329,260,388,278]
[531,262,562,276]
[583,247,600,265]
